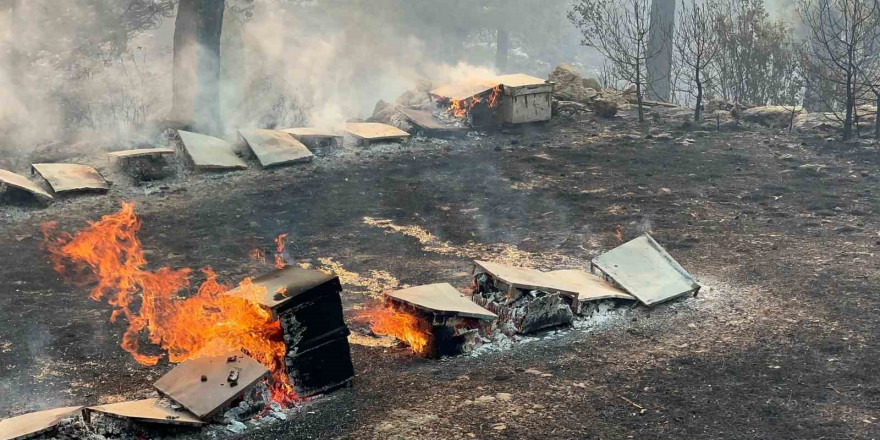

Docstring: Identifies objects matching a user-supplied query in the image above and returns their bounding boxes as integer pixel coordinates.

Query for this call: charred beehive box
[383,283,498,358]
[275,269,354,397]
[230,267,355,397]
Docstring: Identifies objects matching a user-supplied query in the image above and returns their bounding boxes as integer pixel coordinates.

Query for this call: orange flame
[488,85,502,108]
[41,203,296,404]
[614,225,625,244]
[274,233,289,270]
[445,86,503,119]
[355,304,431,355]
[248,248,266,262]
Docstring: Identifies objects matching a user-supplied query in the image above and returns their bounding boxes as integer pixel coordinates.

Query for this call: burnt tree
[674,0,721,121]
[798,0,880,140]
[172,0,226,133]
[570,0,665,121]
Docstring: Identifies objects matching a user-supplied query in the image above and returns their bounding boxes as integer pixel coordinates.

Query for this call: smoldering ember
[2,1,880,440]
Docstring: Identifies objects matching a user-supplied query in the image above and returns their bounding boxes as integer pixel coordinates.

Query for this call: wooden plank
[31,163,109,194]
[238,129,314,168]
[107,148,176,160]
[280,127,345,141]
[0,406,82,440]
[545,270,635,302]
[177,130,247,171]
[386,283,497,320]
[474,261,580,298]
[474,261,633,302]
[153,352,270,420]
[86,399,203,427]
[397,107,466,132]
[430,77,499,101]
[344,123,410,141]
[0,169,53,201]
[493,73,547,88]
[591,234,701,306]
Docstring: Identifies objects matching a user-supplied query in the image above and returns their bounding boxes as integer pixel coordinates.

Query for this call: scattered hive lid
[430,77,500,101]
[0,168,53,201]
[493,73,548,88]
[475,261,635,302]
[107,148,176,160]
[238,129,314,168]
[344,123,410,141]
[86,398,203,427]
[280,127,345,140]
[0,406,82,440]
[153,351,270,420]
[385,283,497,320]
[397,107,466,132]
[31,163,109,194]
[545,269,635,302]
[474,260,579,297]
[591,234,700,306]
[224,266,339,314]
[177,130,247,170]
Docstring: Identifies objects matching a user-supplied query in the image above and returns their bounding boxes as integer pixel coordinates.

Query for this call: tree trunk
[843,71,853,141]
[636,64,645,122]
[495,28,509,73]
[7,0,23,88]
[874,93,880,139]
[694,67,703,122]
[646,0,675,102]
[171,0,225,134]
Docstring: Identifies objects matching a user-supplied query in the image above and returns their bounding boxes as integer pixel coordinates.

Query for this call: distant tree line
[570,0,880,140]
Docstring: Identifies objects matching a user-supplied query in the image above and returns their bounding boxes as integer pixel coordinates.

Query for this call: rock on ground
[549,64,597,103]
[742,106,804,128]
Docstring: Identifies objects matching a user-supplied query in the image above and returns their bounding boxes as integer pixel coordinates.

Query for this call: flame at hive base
[41,202,296,404]
[354,304,432,355]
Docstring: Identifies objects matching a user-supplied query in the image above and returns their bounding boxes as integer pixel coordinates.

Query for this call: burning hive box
[427,73,553,127]
[471,260,635,334]
[382,283,497,358]
[225,266,355,397]
[492,74,554,124]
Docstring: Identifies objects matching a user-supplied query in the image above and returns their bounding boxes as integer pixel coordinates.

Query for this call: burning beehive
[40,202,354,412]
[361,283,497,358]
[224,266,355,397]
[427,73,553,127]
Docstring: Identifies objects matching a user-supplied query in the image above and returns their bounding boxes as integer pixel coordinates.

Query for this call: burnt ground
[2,109,880,439]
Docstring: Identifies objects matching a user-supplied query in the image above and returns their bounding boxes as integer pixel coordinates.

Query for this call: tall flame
[355,304,431,355]
[41,203,296,403]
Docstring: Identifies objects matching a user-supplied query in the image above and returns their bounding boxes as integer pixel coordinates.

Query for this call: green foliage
[710,0,800,106]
